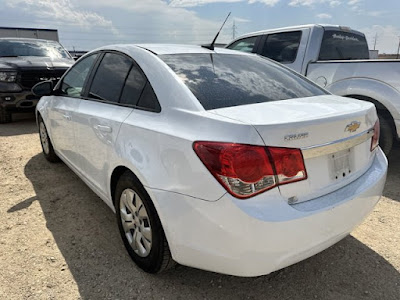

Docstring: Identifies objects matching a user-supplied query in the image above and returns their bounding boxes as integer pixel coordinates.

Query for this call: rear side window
[120,64,161,112]
[160,53,327,110]
[319,30,369,60]
[136,82,161,112]
[89,53,132,102]
[120,65,147,106]
[227,36,257,53]
[261,31,302,63]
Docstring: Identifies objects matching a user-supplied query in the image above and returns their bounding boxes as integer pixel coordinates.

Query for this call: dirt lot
[0,113,399,300]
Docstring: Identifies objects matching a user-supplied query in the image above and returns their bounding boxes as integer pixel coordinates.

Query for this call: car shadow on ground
[0,113,37,136]
[8,152,400,299]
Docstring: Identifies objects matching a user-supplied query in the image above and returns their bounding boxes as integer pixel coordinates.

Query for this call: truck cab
[226,24,369,74]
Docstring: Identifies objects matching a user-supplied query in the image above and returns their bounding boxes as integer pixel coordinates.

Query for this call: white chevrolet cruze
[33,44,387,277]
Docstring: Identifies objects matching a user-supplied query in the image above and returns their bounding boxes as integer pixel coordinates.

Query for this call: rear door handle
[63,114,71,121]
[95,125,112,133]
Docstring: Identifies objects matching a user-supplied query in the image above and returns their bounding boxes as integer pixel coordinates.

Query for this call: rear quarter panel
[109,108,265,202]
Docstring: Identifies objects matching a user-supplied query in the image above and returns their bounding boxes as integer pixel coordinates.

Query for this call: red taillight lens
[193,142,307,199]
[371,119,380,151]
[268,147,307,184]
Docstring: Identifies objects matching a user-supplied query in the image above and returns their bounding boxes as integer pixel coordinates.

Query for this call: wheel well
[110,166,144,207]
[110,166,129,206]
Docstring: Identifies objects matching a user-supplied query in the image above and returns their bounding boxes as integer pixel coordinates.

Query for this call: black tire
[38,115,60,163]
[378,114,393,156]
[115,171,175,273]
[0,107,12,123]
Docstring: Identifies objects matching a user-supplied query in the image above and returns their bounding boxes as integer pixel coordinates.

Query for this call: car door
[49,53,99,167]
[73,51,148,197]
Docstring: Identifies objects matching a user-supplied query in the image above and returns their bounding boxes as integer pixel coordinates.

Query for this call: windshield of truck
[160,53,328,110]
[0,39,71,59]
[319,30,369,60]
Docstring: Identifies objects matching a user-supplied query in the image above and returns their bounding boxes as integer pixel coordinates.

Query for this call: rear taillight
[193,142,307,199]
[371,119,380,151]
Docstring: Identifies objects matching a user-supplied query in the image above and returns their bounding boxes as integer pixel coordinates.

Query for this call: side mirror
[32,80,54,97]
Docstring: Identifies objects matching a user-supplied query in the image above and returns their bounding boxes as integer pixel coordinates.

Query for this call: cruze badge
[345,121,361,133]
[284,132,309,141]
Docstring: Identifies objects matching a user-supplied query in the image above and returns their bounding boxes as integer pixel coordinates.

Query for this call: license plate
[331,148,352,180]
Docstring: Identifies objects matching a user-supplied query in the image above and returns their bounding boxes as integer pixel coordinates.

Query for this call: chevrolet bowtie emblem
[345,121,361,133]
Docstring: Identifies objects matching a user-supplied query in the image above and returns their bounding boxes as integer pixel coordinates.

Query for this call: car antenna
[202,12,231,51]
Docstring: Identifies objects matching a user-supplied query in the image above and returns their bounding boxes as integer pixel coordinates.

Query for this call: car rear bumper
[148,148,387,277]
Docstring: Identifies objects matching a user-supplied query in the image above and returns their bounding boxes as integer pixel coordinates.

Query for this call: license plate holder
[331,148,352,180]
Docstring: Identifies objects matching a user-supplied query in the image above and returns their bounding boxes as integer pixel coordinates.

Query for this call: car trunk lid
[209,95,378,203]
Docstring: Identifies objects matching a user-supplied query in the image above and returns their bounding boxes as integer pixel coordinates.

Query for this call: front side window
[88,53,132,102]
[319,30,369,60]
[160,53,327,110]
[61,53,98,98]
[261,31,302,63]
[227,36,257,53]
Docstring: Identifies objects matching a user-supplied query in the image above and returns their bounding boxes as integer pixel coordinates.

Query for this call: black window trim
[258,30,303,64]
[71,50,161,113]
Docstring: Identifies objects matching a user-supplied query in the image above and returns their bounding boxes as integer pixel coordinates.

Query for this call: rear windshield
[319,30,369,60]
[160,53,327,110]
[0,39,71,59]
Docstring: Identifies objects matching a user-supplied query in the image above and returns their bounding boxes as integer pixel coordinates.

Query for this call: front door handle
[95,125,112,133]
[63,114,71,121]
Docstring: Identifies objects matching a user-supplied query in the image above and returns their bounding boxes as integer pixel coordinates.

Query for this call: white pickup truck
[226,24,400,154]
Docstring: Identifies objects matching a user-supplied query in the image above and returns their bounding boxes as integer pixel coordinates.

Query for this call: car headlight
[0,71,17,82]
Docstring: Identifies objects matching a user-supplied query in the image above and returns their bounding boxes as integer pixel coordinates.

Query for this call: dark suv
[0,38,74,123]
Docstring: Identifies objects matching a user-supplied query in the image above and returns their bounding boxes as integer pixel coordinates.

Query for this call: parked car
[226,24,400,155]
[33,44,387,277]
[0,38,74,123]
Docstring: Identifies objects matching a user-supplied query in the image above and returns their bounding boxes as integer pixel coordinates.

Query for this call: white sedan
[33,44,387,277]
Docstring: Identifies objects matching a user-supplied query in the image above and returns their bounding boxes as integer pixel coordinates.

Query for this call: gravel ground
[0,113,399,300]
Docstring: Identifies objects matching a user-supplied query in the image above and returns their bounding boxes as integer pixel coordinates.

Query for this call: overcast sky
[1,0,399,53]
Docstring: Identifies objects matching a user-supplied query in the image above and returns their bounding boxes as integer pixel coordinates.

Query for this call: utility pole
[232,20,237,40]
[397,36,400,59]
[373,32,378,50]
